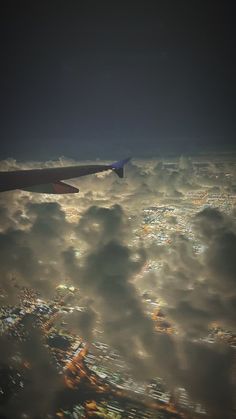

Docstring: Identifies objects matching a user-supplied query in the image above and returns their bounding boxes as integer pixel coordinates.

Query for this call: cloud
[145,207,236,335]
[60,306,96,343]
[0,202,74,304]
[0,157,235,417]
[0,319,62,418]
[75,204,131,247]
[194,207,236,291]
[138,207,236,415]
[0,155,234,218]
[63,205,179,382]
[62,204,235,415]
[179,340,234,418]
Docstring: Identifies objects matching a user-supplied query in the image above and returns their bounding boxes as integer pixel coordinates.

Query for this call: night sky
[1,1,235,160]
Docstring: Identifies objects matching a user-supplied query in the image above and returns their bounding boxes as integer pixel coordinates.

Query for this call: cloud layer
[0,156,235,417]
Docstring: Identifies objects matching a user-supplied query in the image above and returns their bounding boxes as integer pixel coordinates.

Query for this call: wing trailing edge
[21,181,79,194]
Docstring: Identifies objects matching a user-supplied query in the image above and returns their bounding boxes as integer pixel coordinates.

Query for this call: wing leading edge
[0,158,131,194]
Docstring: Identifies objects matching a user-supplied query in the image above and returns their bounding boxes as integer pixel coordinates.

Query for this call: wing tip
[110,157,131,178]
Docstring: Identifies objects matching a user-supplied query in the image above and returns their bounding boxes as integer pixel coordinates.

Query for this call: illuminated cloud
[0,157,235,416]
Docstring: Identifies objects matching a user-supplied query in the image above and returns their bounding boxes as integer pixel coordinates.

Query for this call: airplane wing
[0,157,131,194]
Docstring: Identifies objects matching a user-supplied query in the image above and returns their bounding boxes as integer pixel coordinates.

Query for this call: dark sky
[1,1,235,160]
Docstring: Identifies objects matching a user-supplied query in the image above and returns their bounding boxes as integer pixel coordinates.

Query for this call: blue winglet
[110,157,131,178]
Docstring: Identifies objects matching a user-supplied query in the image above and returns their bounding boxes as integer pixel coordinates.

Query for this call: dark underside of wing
[21,182,79,194]
[0,158,131,193]
[0,164,110,193]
